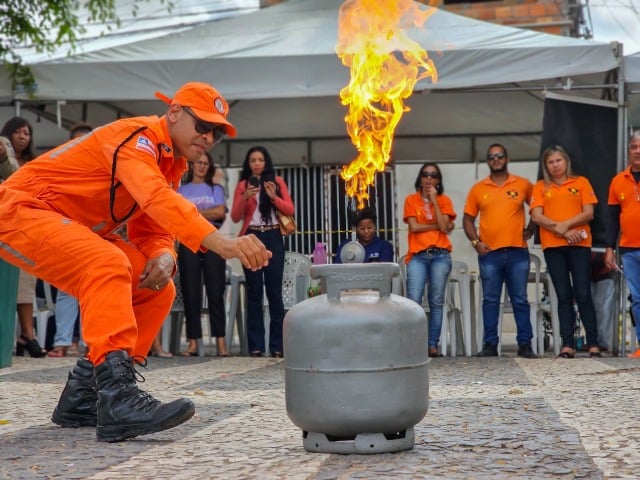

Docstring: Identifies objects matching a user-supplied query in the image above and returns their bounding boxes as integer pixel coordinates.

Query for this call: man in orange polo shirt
[605,132,640,358]
[0,82,271,442]
[463,143,536,358]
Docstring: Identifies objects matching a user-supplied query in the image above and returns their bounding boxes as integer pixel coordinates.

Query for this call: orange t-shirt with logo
[608,167,640,247]
[403,191,456,262]
[529,176,597,249]
[464,174,532,249]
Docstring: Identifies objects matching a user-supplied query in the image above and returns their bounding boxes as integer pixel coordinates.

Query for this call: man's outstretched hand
[203,231,271,270]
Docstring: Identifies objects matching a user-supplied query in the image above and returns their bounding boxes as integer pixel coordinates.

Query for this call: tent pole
[614,41,626,356]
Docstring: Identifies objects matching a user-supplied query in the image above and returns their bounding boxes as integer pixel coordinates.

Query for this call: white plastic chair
[399,254,467,357]
[260,251,312,349]
[476,253,560,356]
[33,281,55,347]
[163,265,248,356]
[531,253,561,356]
[441,261,476,357]
[282,252,312,309]
[224,265,246,355]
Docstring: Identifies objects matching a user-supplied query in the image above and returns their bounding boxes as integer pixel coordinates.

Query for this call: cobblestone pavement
[1,351,639,479]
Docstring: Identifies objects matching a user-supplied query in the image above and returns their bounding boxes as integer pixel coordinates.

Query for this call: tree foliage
[0,1,164,95]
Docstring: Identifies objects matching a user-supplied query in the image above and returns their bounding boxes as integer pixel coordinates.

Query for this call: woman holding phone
[231,146,294,358]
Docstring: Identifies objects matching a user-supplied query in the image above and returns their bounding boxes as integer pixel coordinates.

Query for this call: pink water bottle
[312,242,328,265]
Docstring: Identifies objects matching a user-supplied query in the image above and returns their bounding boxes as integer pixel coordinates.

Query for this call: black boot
[94,350,195,442]
[517,343,537,359]
[51,358,98,427]
[476,343,498,357]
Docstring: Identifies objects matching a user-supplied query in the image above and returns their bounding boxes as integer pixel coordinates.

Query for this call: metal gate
[277,165,398,262]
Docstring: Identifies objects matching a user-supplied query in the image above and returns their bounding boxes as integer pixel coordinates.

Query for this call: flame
[336,0,437,208]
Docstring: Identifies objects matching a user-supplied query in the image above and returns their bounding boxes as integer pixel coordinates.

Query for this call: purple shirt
[177,181,226,227]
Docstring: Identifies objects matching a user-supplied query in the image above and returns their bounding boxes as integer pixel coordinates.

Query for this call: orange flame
[336,0,437,209]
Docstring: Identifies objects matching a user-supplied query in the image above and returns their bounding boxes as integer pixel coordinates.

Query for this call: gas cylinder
[284,263,428,454]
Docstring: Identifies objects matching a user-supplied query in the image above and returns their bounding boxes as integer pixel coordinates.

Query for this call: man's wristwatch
[471,239,480,247]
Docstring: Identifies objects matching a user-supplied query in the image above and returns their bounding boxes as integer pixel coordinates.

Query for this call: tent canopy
[4,0,621,165]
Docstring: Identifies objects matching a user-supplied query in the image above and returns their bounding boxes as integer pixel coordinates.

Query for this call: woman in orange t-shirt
[403,162,456,358]
[530,145,601,359]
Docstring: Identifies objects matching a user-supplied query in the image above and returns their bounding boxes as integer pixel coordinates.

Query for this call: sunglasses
[487,153,506,161]
[183,107,226,143]
[421,171,440,178]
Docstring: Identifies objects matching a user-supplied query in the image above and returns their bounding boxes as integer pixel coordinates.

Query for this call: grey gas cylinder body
[284,263,429,454]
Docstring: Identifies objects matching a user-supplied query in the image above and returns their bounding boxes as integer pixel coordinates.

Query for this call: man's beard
[490,164,507,174]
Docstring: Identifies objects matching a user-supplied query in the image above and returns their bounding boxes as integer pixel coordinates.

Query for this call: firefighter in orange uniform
[0,82,270,442]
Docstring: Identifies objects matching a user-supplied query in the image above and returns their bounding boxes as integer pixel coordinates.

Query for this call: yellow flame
[336,0,437,208]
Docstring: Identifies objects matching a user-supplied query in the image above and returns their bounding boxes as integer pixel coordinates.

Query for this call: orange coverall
[0,116,215,365]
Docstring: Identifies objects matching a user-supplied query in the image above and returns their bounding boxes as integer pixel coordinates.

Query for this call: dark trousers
[544,246,598,349]
[177,244,227,339]
[243,228,285,354]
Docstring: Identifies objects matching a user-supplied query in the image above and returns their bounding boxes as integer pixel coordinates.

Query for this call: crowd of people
[1,79,640,442]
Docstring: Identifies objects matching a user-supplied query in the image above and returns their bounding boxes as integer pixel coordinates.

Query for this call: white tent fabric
[3,0,620,165]
[624,52,640,82]
[18,0,618,101]
[625,52,640,131]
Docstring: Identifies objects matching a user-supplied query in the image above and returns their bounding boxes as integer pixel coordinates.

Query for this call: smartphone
[248,176,260,187]
[261,173,275,184]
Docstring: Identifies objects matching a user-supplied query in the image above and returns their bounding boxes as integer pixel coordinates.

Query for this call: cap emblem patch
[214,98,225,114]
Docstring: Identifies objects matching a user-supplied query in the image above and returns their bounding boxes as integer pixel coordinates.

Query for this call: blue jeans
[54,290,79,347]
[544,246,598,348]
[406,250,452,348]
[243,228,285,355]
[621,249,640,342]
[478,247,532,346]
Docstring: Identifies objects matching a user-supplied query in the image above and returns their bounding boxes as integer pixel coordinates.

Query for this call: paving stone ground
[1,350,639,479]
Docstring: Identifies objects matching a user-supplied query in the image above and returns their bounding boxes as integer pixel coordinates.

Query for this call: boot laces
[118,355,159,408]
[117,355,147,383]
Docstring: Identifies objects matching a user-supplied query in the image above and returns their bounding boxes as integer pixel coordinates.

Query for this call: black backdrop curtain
[539,96,618,248]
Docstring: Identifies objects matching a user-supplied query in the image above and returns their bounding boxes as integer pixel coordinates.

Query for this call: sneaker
[517,343,537,359]
[476,343,498,357]
[627,348,640,358]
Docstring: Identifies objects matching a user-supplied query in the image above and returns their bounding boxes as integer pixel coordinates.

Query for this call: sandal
[216,338,229,357]
[588,347,602,358]
[47,346,67,358]
[180,339,198,357]
[250,350,263,358]
[557,349,575,359]
[16,336,46,358]
[428,348,443,358]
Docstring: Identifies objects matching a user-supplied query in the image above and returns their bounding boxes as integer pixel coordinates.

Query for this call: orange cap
[155,82,237,137]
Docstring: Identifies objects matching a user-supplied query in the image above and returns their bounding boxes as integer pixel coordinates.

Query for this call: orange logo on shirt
[506,190,519,199]
[568,187,579,196]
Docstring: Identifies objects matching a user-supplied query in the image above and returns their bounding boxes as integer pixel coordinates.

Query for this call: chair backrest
[529,252,543,304]
[450,260,469,277]
[171,269,185,312]
[447,260,470,308]
[34,281,56,312]
[282,251,312,309]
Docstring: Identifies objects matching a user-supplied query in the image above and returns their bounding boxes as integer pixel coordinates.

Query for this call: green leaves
[1,0,167,97]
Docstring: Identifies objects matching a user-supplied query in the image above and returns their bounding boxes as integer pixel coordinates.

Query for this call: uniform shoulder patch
[135,135,157,159]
